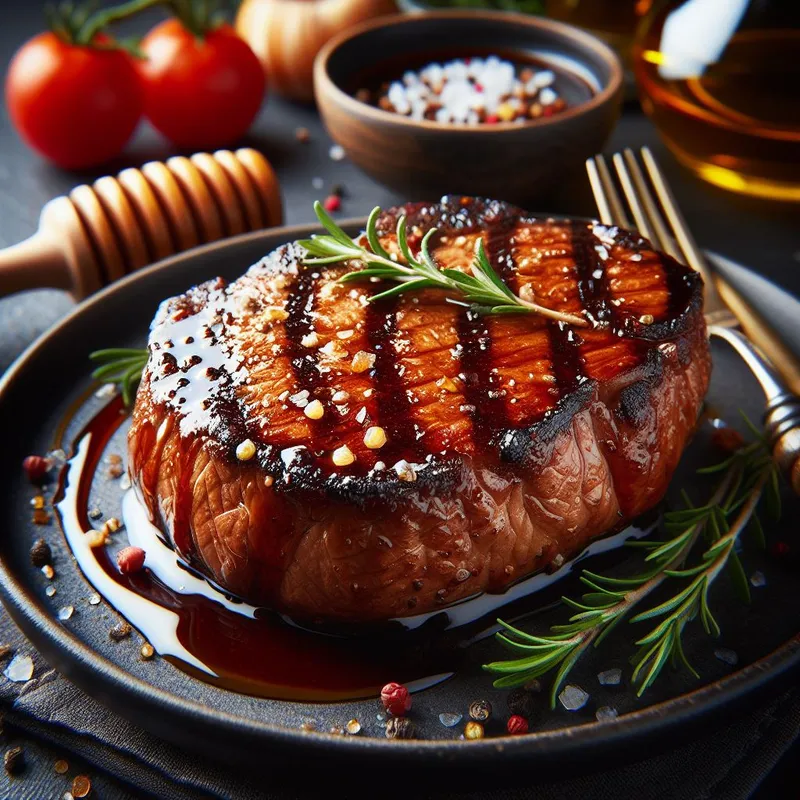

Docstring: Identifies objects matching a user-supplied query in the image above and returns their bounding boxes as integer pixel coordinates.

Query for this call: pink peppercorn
[507,715,529,735]
[23,455,50,485]
[380,682,412,716]
[485,114,499,125]
[323,195,341,212]
[117,546,146,575]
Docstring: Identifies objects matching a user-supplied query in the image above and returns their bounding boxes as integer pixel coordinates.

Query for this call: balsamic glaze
[54,397,656,702]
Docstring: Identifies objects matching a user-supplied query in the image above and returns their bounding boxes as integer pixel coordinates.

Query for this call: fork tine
[641,147,714,285]
[586,155,630,228]
[622,149,683,262]
[611,152,660,246]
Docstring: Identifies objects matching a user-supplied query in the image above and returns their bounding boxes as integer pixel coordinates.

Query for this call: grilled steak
[128,197,710,623]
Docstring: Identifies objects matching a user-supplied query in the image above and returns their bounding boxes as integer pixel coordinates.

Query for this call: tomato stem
[75,0,167,46]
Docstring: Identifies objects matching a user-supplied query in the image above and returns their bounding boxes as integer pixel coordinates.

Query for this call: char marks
[570,220,614,328]
[456,215,515,450]
[365,296,423,465]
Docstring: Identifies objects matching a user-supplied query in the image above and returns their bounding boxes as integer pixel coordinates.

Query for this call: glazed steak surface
[129,197,710,623]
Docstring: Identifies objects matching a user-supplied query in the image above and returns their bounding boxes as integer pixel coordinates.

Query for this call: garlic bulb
[236,0,397,103]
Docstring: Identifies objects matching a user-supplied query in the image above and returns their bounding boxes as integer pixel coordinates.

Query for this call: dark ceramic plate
[1,220,799,782]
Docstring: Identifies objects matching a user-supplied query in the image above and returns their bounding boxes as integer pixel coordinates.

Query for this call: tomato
[5,32,142,170]
[138,21,265,150]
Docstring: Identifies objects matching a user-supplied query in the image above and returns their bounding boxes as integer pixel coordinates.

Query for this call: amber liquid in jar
[635,10,800,201]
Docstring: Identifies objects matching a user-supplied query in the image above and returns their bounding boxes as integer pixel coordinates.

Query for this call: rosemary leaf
[301,202,590,327]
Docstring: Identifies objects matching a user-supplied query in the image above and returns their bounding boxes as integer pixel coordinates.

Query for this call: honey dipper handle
[0,230,71,297]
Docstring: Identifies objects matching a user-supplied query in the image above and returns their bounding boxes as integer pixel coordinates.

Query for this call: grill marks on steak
[128,197,709,621]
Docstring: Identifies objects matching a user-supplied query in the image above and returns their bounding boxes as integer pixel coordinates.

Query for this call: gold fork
[587,147,800,493]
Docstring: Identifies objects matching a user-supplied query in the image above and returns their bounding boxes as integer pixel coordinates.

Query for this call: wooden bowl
[314,11,624,203]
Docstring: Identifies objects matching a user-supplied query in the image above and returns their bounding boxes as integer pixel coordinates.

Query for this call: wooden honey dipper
[0,148,282,299]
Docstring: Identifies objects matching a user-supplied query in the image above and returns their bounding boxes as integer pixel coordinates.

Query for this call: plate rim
[1,219,799,766]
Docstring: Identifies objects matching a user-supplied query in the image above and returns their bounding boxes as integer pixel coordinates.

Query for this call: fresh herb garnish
[483,424,782,708]
[299,202,589,327]
[89,348,149,406]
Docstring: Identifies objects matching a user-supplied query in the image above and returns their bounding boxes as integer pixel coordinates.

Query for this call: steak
[128,197,710,624]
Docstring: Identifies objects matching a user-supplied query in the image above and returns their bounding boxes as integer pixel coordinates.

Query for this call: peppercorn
[323,195,341,213]
[4,746,24,775]
[109,622,132,642]
[469,699,492,722]
[116,546,146,575]
[464,721,484,740]
[385,717,415,739]
[507,715,529,735]
[507,687,536,718]
[380,682,412,716]
[23,455,49,485]
[331,184,345,198]
[30,538,52,568]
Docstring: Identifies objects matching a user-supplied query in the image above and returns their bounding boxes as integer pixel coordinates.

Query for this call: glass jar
[634,0,800,201]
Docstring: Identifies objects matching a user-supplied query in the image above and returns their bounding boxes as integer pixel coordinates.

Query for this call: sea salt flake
[47,449,67,468]
[119,474,131,491]
[312,177,324,190]
[46,586,56,597]
[4,653,33,682]
[329,144,345,161]
[438,712,463,728]
[714,647,738,666]
[559,684,589,711]
[597,668,622,686]
[88,507,102,520]
[88,593,101,606]
[595,706,619,722]
[750,570,766,588]
[58,606,74,621]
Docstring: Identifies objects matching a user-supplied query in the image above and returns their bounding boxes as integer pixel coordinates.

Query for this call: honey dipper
[0,148,282,299]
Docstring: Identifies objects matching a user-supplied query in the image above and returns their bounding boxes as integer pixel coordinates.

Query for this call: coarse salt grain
[352,351,375,372]
[332,445,355,466]
[364,426,387,449]
[236,439,256,461]
[558,684,589,711]
[304,399,325,420]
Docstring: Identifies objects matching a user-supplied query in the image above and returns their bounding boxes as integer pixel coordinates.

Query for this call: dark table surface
[0,3,799,798]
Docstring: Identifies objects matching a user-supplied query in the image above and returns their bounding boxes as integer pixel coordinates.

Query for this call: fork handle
[709,325,800,494]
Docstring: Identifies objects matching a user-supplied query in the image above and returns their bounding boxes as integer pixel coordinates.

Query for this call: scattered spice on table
[72,774,92,798]
[141,643,155,660]
[463,720,484,740]
[4,746,24,775]
[23,454,50,484]
[54,759,69,774]
[469,699,492,722]
[385,717,415,739]
[360,56,567,124]
[295,126,310,143]
[30,538,52,567]
[507,715,529,735]
[109,622,132,642]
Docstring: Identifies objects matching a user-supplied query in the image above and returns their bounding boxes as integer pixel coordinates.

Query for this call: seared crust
[129,197,710,622]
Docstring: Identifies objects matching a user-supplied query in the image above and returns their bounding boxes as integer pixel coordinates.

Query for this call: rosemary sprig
[89,348,149,406]
[299,202,589,327]
[483,430,781,708]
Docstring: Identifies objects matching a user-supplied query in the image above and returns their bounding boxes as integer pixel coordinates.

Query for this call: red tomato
[5,32,142,170]
[138,21,265,150]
